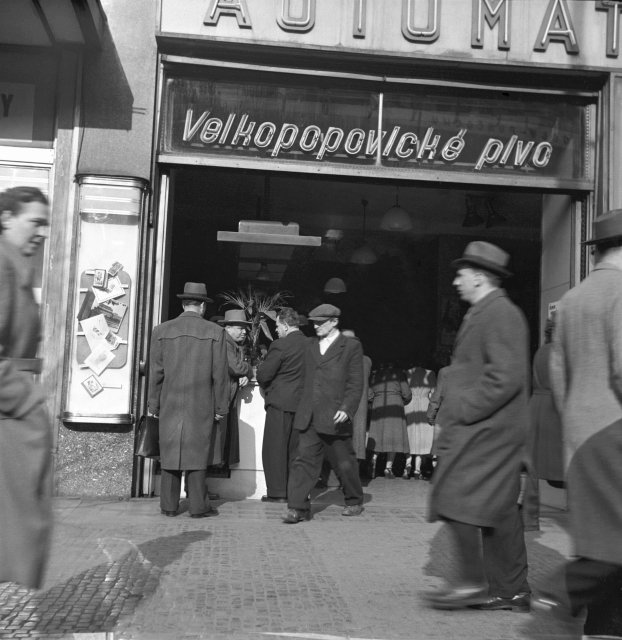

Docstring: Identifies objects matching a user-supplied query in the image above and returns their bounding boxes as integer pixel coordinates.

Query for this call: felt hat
[218,309,251,326]
[451,241,512,278]
[307,303,341,321]
[177,282,212,302]
[583,209,622,245]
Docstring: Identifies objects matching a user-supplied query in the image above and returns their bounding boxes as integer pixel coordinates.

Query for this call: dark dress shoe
[261,496,287,503]
[282,508,311,524]
[423,585,488,610]
[161,510,178,517]
[190,507,219,518]
[470,592,531,613]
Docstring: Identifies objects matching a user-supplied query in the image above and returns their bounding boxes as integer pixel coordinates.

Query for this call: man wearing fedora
[283,303,365,523]
[425,241,531,612]
[541,210,622,635]
[148,282,229,518]
[219,309,254,467]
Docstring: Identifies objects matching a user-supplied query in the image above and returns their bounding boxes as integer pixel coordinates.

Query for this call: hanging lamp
[350,198,377,265]
[323,277,347,294]
[380,187,413,231]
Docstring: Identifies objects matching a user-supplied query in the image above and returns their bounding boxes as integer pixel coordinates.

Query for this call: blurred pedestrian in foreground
[284,304,364,523]
[257,307,308,503]
[542,209,622,637]
[0,186,52,588]
[148,282,229,518]
[425,241,531,612]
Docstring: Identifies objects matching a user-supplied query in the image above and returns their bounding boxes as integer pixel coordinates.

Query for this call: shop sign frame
[158,56,597,191]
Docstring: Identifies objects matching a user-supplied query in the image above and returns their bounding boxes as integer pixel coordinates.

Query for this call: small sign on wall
[0,82,34,143]
[548,301,558,318]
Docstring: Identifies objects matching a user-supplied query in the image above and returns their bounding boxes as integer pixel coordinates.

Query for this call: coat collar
[311,331,346,364]
[454,288,507,348]
[0,236,34,288]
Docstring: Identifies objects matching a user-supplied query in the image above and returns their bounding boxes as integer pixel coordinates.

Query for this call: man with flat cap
[148,282,229,518]
[424,241,531,612]
[539,210,622,636]
[283,303,365,523]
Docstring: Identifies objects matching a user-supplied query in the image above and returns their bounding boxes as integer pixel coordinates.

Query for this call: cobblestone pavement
[0,478,583,640]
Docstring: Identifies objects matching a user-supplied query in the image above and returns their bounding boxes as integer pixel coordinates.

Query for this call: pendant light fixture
[323,277,347,294]
[380,187,413,232]
[350,198,377,265]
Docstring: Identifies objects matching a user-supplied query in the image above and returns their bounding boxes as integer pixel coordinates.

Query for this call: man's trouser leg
[262,407,294,499]
[322,434,363,506]
[482,505,530,597]
[287,426,324,511]
[185,469,208,515]
[444,519,486,587]
[160,469,182,512]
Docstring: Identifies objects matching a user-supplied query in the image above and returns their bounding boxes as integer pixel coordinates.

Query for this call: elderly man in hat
[538,210,622,635]
[148,282,229,518]
[425,241,531,612]
[219,309,254,467]
[283,303,365,523]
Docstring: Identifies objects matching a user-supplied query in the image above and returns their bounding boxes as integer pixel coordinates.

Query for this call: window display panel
[62,176,147,425]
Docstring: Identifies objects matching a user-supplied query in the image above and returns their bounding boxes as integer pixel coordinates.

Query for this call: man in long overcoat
[546,209,622,636]
[426,241,531,612]
[0,186,52,589]
[148,282,229,518]
[257,307,308,502]
[284,303,365,523]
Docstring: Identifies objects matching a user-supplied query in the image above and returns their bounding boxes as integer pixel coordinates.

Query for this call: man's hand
[215,414,224,421]
[239,376,249,388]
[333,410,349,424]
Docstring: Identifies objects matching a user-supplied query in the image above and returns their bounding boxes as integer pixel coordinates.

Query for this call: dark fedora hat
[451,241,512,278]
[177,282,213,302]
[308,303,341,321]
[583,209,622,245]
[218,309,251,326]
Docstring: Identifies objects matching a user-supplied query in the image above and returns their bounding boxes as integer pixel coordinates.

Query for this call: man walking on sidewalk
[148,282,229,518]
[425,242,531,612]
[545,210,622,637]
[283,303,365,523]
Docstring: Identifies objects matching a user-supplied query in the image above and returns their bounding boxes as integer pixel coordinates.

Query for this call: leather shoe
[342,504,364,516]
[161,510,177,517]
[282,508,311,524]
[423,585,488,610]
[190,507,219,518]
[261,495,288,503]
[470,592,531,613]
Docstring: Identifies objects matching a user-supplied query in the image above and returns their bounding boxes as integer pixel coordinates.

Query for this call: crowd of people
[2,182,622,636]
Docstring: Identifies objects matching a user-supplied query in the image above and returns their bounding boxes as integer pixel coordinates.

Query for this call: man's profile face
[226,324,247,344]
[1,201,50,257]
[453,267,479,305]
[312,317,337,338]
[275,318,288,339]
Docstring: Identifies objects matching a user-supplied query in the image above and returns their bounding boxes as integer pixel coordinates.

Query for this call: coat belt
[0,357,42,373]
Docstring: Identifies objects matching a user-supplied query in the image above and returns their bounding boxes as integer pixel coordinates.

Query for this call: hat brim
[582,233,622,245]
[218,320,252,326]
[177,293,213,302]
[308,316,335,322]
[451,257,512,278]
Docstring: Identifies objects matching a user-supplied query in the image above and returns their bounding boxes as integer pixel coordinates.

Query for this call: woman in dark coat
[0,186,52,589]
[368,363,412,478]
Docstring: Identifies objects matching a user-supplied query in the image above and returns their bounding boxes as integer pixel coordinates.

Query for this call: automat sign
[181,107,553,173]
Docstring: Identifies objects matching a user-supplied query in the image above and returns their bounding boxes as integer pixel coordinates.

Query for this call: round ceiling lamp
[323,277,347,294]
[380,188,413,231]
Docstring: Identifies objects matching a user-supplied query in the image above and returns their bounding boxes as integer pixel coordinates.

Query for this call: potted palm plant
[218,285,290,367]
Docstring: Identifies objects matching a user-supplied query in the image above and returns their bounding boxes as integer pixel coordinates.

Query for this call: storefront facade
[3,0,621,497]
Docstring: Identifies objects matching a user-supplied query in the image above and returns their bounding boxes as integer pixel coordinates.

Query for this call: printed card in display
[83,344,115,376]
[81,374,104,398]
[92,276,125,304]
[80,314,110,351]
[93,300,127,332]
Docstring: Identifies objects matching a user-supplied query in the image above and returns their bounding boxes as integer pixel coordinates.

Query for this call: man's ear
[0,210,12,231]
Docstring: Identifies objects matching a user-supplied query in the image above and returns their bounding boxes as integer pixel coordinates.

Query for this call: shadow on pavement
[0,530,210,638]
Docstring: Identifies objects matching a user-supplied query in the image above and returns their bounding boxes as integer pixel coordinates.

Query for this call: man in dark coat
[219,309,253,466]
[543,210,622,636]
[0,186,52,589]
[257,307,308,503]
[425,242,531,612]
[283,303,365,523]
[148,282,229,518]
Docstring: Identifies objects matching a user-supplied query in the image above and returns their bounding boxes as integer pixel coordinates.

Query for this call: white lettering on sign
[181,108,554,172]
[196,0,622,59]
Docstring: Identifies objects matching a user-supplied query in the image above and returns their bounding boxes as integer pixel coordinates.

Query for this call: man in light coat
[545,209,622,636]
[148,282,229,518]
[283,303,365,523]
[425,241,531,612]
